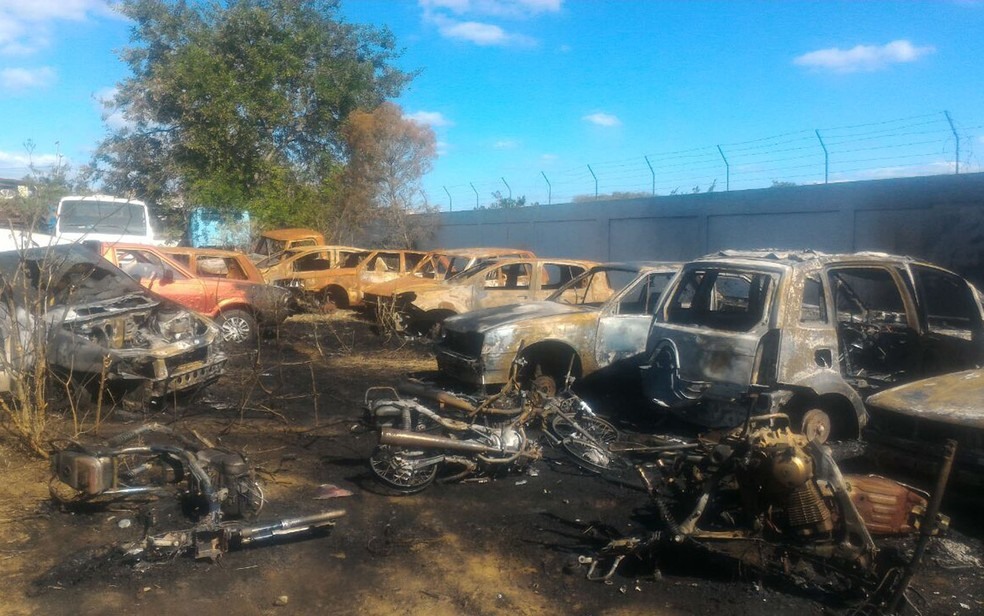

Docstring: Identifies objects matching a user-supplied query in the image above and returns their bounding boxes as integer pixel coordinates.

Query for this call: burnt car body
[250,228,326,261]
[864,369,984,490]
[643,250,984,441]
[0,245,225,402]
[256,244,368,309]
[158,246,267,283]
[362,247,536,321]
[436,262,679,391]
[389,257,597,335]
[99,243,290,345]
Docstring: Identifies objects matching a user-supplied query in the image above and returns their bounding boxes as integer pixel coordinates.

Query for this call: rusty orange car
[158,246,266,283]
[98,243,290,345]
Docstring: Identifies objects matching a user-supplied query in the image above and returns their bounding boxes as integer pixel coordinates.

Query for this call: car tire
[217,309,257,346]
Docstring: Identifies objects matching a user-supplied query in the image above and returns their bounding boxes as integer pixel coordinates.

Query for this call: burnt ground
[1,312,982,616]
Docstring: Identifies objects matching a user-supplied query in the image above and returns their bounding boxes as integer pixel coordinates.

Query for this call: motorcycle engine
[741,430,834,539]
[496,426,525,452]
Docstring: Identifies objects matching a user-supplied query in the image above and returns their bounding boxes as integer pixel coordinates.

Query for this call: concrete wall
[419,172,984,286]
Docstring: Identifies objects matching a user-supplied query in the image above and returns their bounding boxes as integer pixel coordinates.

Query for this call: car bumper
[435,348,512,386]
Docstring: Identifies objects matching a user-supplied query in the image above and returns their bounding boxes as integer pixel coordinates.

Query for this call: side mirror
[160,269,175,285]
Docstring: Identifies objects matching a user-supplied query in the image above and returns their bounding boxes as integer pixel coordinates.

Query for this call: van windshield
[59,200,148,235]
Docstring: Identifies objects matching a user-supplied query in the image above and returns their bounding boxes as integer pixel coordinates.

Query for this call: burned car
[437,262,679,393]
[99,243,290,345]
[387,257,597,335]
[643,250,984,441]
[362,247,536,323]
[864,368,984,491]
[0,245,225,405]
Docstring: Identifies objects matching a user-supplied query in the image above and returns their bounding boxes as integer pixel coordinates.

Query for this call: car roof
[261,228,324,241]
[591,261,681,273]
[428,247,534,258]
[160,246,249,258]
[689,249,939,271]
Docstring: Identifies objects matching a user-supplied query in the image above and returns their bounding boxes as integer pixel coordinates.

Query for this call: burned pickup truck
[0,245,226,406]
[436,262,679,394]
[643,250,984,442]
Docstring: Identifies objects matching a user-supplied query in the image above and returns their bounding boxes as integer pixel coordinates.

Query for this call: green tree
[91,0,412,231]
[333,102,437,247]
[478,191,533,209]
[572,190,649,203]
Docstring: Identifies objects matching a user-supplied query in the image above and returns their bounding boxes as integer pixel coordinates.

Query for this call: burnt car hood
[390,278,450,297]
[364,275,432,298]
[865,369,984,429]
[443,301,594,334]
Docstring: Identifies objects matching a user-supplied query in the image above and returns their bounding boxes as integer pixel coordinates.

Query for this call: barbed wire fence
[437,111,982,211]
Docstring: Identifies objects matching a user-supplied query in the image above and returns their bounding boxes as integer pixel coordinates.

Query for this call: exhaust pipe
[380,427,501,455]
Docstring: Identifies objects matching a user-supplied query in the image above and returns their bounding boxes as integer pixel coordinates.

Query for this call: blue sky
[2,0,983,210]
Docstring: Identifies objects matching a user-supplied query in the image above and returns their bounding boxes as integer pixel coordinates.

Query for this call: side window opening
[800,276,828,323]
[913,266,980,339]
[829,267,913,381]
[665,269,773,332]
[484,263,531,290]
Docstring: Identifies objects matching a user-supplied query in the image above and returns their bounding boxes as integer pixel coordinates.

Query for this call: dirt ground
[1,313,982,616]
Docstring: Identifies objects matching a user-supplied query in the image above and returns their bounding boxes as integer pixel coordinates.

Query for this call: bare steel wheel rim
[801,408,832,443]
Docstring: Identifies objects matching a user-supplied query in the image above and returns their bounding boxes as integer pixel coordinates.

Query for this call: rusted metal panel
[866,369,984,429]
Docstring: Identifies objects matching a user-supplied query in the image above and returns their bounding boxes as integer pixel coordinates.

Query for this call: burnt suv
[643,250,984,442]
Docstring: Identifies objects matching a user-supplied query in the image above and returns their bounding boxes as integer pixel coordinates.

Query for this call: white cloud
[493,139,519,149]
[794,39,935,73]
[1,66,56,91]
[0,0,116,55]
[420,0,561,19]
[420,0,557,47]
[406,110,454,127]
[431,15,535,46]
[540,153,558,162]
[582,112,621,127]
[435,140,450,156]
[0,149,59,175]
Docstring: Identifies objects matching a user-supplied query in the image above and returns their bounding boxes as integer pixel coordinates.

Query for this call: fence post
[587,164,598,198]
[815,130,829,184]
[644,155,655,195]
[716,145,730,191]
[944,110,960,174]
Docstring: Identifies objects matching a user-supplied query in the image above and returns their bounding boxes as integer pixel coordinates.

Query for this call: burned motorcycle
[47,423,344,562]
[49,423,264,520]
[582,412,950,602]
[365,376,622,493]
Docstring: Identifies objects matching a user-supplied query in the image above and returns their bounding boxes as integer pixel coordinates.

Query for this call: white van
[55,195,157,244]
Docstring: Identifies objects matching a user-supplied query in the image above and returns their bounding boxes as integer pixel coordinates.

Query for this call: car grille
[165,346,210,373]
[439,330,483,358]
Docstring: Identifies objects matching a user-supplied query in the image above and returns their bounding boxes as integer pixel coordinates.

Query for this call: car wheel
[800,408,831,443]
[218,309,257,345]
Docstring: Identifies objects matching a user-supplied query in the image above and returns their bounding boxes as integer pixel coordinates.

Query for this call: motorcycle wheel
[550,413,619,444]
[368,445,438,494]
[551,415,630,474]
